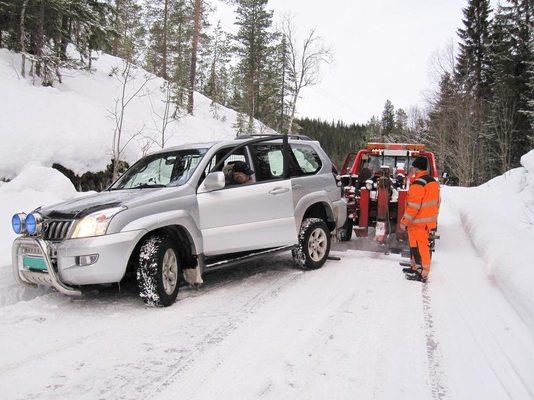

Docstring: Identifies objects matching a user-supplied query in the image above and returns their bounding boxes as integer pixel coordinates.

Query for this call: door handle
[269,187,289,195]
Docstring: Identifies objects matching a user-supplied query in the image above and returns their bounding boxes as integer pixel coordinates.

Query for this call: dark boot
[405,271,427,283]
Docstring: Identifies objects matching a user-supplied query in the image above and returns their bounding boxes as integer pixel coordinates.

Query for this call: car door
[197,143,297,256]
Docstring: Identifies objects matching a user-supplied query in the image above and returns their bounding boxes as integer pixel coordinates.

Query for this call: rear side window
[253,144,284,181]
[291,145,322,175]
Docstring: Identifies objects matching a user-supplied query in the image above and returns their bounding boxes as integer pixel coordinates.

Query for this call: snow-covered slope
[445,150,534,327]
[0,49,270,179]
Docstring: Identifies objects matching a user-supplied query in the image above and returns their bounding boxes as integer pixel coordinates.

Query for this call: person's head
[232,161,254,184]
[411,156,428,174]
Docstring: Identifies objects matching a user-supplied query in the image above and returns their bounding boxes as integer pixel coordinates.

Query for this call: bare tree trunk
[162,0,169,80]
[35,0,45,77]
[279,38,287,132]
[60,14,69,60]
[287,94,298,135]
[188,0,202,115]
[112,0,122,56]
[20,0,30,78]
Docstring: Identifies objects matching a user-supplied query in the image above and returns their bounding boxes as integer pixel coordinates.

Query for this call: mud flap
[183,266,203,285]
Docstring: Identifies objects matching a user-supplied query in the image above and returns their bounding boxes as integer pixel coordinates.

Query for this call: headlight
[71,207,125,239]
[25,213,43,235]
[12,213,27,234]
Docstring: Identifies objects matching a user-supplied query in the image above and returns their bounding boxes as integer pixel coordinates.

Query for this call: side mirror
[199,171,225,193]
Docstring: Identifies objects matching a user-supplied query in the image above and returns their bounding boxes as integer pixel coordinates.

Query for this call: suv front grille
[44,220,73,241]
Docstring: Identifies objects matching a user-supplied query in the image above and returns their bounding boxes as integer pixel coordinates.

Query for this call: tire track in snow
[147,272,305,398]
[43,267,305,400]
[421,283,448,400]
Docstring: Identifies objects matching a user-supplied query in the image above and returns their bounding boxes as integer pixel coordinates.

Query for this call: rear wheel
[292,218,331,270]
[136,234,180,307]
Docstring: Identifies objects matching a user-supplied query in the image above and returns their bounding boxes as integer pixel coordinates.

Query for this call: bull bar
[12,236,82,296]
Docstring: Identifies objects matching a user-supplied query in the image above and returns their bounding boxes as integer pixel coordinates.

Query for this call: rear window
[291,144,322,175]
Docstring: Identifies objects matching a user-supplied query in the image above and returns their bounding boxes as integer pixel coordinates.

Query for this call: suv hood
[37,189,165,219]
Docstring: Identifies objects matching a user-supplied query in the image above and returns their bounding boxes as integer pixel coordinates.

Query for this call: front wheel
[292,218,331,270]
[136,234,180,307]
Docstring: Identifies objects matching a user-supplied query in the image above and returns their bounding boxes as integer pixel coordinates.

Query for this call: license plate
[23,256,47,271]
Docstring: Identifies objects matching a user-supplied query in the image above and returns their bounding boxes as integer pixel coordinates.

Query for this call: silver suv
[11,135,347,306]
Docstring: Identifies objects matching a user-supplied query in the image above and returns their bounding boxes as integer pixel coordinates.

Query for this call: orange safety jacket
[401,171,440,229]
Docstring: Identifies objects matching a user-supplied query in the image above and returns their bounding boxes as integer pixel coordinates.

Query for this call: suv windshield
[110,149,208,190]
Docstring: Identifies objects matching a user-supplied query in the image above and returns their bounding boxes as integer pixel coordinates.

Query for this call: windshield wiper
[130,183,167,189]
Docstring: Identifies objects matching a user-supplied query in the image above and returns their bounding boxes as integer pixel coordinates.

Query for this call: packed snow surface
[0,49,269,179]
[1,197,534,399]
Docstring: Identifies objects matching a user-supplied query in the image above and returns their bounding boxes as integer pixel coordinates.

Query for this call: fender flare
[121,210,203,255]
[294,191,336,230]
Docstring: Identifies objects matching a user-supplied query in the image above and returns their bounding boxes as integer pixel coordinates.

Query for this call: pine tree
[456,0,492,100]
[487,0,533,170]
[203,21,231,106]
[233,0,275,125]
[394,108,408,140]
[381,100,395,141]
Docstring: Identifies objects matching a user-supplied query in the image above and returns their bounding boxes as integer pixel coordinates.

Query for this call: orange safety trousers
[408,225,431,273]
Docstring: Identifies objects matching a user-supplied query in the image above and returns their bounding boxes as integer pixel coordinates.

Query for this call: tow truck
[337,143,439,254]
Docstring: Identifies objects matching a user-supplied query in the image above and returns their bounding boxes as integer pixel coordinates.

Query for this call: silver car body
[12,138,347,294]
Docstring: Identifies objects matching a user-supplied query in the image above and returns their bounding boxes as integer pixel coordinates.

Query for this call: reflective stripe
[407,200,439,211]
[415,178,427,185]
[412,216,438,224]
[421,199,439,207]
[403,213,415,221]
[407,201,421,210]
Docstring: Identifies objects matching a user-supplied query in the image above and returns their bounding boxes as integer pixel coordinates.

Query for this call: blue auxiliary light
[25,213,37,235]
[12,213,26,234]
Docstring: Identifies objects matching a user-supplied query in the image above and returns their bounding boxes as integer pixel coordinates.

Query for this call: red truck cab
[341,143,439,179]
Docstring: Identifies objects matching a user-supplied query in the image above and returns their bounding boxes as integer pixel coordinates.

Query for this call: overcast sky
[213,0,492,125]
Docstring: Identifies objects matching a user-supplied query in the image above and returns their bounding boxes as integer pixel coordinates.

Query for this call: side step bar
[204,245,296,273]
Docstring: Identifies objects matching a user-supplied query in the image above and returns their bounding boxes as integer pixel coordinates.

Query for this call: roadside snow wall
[445,150,534,327]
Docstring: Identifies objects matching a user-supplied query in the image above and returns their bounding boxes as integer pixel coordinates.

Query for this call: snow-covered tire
[292,218,331,270]
[136,234,180,307]
[339,218,353,242]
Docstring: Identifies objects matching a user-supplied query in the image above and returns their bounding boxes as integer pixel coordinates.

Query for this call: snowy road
[1,200,534,400]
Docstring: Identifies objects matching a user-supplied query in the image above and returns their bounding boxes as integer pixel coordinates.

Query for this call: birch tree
[283,16,331,134]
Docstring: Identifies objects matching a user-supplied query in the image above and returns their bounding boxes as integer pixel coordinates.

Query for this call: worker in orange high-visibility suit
[400,156,440,283]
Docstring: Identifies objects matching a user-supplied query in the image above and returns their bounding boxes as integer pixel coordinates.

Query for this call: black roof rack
[236,134,313,141]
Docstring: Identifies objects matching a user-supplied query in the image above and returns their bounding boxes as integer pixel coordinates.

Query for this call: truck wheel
[136,234,180,307]
[339,218,353,242]
[292,218,331,270]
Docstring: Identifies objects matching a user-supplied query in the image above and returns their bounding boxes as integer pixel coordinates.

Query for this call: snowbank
[445,150,534,327]
[0,164,79,305]
[0,49,272,179]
